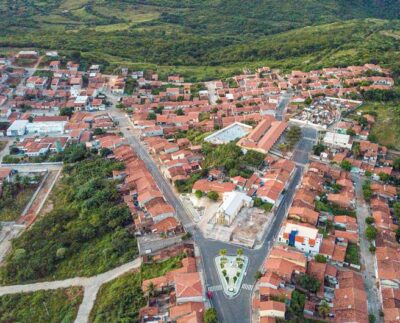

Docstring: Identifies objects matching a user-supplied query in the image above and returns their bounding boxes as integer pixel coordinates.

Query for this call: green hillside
[1,1,400,79]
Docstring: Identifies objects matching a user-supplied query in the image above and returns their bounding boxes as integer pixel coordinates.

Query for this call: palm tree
[146,282,156,304]
[219,249,227,258]
[318,300,330,318]
[236,248,243,257]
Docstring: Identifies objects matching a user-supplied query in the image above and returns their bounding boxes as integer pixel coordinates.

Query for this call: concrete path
[0,257,142,323]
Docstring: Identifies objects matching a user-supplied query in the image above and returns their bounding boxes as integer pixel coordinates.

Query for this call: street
[353,174,382,321]
[108,106,317,322]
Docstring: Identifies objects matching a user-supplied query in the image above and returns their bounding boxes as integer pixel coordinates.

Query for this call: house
[6,120,28,136]
[333,271,368,323]
[278,221,323,255]
[334,215,358,232]
[288,206,319,225]
[0,168,13,182]
[192,179,236,196]
[215,191,253,225]
[257,300,286,319]
[323,132,353,149]
[174,272,203,304]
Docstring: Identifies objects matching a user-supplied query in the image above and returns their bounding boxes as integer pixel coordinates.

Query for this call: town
[0,49,398,323]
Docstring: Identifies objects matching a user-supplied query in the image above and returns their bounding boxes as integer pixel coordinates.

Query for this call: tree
[352,142,361,157]
[195,190,203,199]
[366,217,375,225]
[393,158,400,171]
[93,128,106,136]
[146,281,156,303]
[60,107,74,117]
[314,254,327,263]
[236,248,243,257]
[56,247,67,259]
[318,300,330,318]
[313,143,325,156]
[254,271,263,280]
[346,128,356,136]
[116,103,126,110]
[219,249,227,258]
[379,172,390,183]
[304,97,312,105]
[394,202,400,220]
[369,314,376,323]
[100,147,112,157]
[207,191,219,201]
[340,160,352,171]
[362,181,373,202]
[204,308,218,323]
[299,274,321,293]
[175,108,184,116]
[365,225,377,241]
[147,112,157,120]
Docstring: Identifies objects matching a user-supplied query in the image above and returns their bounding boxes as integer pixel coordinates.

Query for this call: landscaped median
[215,249,248,297]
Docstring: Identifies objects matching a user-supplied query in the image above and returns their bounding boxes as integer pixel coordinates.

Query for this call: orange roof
[169,302,204,320]
[192,179,236,193]
[174,272,203,299]
[152,216,178,233]
[288,206,319,225]
[258,300,286,313]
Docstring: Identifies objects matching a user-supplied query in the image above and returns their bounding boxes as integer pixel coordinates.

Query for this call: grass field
[0,287,83,323]
[349,102,400,150]
[0,186,37,221]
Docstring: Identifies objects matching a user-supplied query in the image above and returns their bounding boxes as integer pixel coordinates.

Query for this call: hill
[1,1,400,79]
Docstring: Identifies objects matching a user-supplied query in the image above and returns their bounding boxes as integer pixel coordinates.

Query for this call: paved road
[352,174,382,321]
[205,81,218,105]
[276,91,292,121]
[109,106,317,322]
[0,257,142,323]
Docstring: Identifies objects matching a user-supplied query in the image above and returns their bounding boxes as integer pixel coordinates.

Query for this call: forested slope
[1,0,400,79]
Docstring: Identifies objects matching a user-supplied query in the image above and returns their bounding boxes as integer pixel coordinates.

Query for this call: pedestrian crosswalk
[242,284,253,291]
[208,283,254,292]
[208,285,223,292]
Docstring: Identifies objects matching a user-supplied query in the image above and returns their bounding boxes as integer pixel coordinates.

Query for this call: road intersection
[109,105,317,322]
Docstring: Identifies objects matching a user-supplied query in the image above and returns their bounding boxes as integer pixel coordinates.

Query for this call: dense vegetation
[202,142,265,178]
[0,156,138,284]
[89,255,183,322]
[0,287,83,323]
[1,1,400,80]
[0,175,40,221]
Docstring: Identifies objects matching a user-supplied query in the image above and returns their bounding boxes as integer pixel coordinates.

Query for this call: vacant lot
[350,102,400,150]
[0,178,40,222]
[0,287,83,323]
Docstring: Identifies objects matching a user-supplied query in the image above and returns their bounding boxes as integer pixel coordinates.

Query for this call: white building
[26,120,67,135]
[278,221,322,255]
[323,132,353,149]
[216,191,253,225]
[6,120,28,136]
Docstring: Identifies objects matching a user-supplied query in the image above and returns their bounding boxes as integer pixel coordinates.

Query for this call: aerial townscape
[0,1,400,323]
